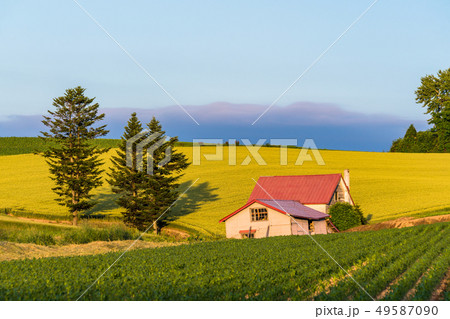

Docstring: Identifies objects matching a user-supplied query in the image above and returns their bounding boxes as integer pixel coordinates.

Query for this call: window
[242,233,255,239]
[251,208,268,221]
[308,220,315,233]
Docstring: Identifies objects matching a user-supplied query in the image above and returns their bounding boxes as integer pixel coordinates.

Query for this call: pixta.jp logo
[126,131,171,175]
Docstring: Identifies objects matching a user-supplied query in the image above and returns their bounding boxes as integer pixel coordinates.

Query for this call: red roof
[248,174,342,204]
[219,199,329,223]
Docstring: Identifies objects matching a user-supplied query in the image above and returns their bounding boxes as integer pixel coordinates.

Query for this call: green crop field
[1,222,448,301]
[0,137,192,156]
[0,137,121,156]
[0,142,449,235]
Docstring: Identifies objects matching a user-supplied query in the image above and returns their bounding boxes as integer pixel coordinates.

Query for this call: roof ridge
[258,198,302,203]
[258,173,342,178]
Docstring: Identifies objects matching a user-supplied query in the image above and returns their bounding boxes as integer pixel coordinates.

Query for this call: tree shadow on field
[83,192,121,218]
[164,181,220,223]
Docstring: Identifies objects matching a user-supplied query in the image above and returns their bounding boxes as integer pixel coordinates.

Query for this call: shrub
[354,204,368,225]
[329,202,363,231]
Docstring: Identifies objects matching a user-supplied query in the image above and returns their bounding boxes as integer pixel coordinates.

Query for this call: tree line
[39,86,189,232]
[391,68,450,153]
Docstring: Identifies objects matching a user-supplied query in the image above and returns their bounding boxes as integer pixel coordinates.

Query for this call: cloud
[0,102,427,151]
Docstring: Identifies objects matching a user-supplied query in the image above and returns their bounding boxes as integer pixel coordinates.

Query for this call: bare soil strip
[403,265,431,300]
[309,259,370,300]
[347,214,450,232]
[376,271,404,300]
[431,269,450,301]
[0,240,181,262]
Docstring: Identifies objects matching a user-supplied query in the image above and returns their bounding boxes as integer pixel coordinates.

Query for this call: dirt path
[346,214,450,232]
[431,269,450,301]
[0,240,182,262]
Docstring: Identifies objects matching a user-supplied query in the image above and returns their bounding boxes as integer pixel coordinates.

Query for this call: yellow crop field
[0,146,449,235]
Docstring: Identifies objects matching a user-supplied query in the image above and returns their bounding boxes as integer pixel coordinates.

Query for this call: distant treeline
[390,125,437,153]
[391,68,450,153]
[0,137,193,156]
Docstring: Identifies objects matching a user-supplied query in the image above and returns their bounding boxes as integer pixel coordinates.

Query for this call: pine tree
[107,113,149,228]
[402,124,418,152]
[39,86,109,225]
[142,117,190,233]
[108,115,190,232]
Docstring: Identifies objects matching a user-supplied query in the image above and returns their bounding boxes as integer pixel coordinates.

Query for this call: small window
[251,208,268,221]
[242,233,255,239]
[308,220,315,233]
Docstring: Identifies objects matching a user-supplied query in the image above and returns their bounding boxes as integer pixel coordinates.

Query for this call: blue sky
[0,0,449,149]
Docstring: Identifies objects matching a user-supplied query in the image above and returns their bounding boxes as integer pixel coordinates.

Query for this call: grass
[0,215,139,245]
[0,145,449,236]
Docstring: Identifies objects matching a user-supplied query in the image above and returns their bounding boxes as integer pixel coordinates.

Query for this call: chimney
[343,169,350,189]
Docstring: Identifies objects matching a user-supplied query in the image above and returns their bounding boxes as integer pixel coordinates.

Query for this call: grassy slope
[0,146,449,235]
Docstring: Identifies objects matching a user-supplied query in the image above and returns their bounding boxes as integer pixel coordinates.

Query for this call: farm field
[0,222,448,301]
[1,144,450,235]
[1,145,450,235]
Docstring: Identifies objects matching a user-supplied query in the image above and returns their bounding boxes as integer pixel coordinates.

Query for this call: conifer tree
[108,115,189,232]
[39,86,109,225]
[142,117,190,233]
[107,113,148,228]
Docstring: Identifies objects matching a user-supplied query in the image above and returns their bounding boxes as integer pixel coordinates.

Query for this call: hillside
[1,222,448,301]
[0,144,449,235]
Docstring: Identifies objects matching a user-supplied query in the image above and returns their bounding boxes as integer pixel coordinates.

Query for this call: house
[219,170,353,239]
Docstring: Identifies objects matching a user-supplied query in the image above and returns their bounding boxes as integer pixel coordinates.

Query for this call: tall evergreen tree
[402,124,418,152]
[108,115,190,232]
[39,86,109,225]
[142,117,190,233]
[107,113,149,228]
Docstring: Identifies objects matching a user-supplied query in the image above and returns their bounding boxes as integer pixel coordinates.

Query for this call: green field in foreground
[0,145,449,235]
[1,222,448,301]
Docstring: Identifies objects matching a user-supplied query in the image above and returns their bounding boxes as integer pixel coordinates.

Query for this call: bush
[329,203,364,231]
[354,204,368,225]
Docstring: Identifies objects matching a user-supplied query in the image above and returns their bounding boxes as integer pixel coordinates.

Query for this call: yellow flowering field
[0,146,449,235]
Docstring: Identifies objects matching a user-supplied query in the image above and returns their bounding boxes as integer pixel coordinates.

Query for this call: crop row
[383,228,450,300]
[314,224,439,300]
[0,222,448,300]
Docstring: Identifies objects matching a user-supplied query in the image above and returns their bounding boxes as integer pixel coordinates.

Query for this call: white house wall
[225,203,292,239]
[304,204,328,213]
[290,218,309,235]
[314,220,328,234]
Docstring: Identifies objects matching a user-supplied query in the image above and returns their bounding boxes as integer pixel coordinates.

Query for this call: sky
[0,0,449,150]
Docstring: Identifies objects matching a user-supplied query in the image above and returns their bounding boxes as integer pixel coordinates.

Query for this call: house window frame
[242,233,255,239]
[250,207,268,222]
